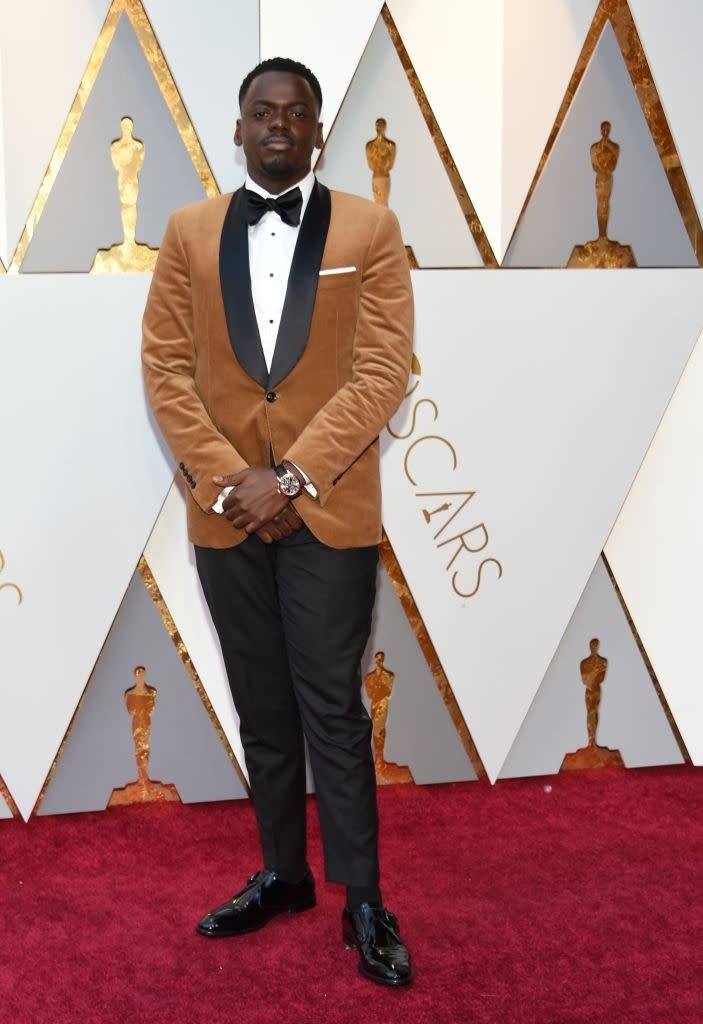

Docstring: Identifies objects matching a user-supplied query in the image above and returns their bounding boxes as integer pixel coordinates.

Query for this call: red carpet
[1,766,702,1024]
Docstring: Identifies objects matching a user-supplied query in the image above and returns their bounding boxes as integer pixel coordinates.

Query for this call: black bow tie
[244,186,303,227]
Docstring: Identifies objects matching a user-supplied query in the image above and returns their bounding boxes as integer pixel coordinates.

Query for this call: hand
[256,503,304,544]
[214,467,288,533]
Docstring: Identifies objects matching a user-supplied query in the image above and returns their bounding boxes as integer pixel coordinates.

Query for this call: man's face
[235,70,323,192]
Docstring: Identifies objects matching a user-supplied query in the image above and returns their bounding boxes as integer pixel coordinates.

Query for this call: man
[142,57,413,987]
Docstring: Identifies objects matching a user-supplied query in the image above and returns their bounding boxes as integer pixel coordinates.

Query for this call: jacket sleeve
[142,210,248,513]
[283,206,413,506]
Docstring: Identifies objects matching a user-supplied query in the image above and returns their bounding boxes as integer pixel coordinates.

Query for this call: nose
[269,108,287,131]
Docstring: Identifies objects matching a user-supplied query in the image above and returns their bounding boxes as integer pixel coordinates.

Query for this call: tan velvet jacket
[142,186,413,549]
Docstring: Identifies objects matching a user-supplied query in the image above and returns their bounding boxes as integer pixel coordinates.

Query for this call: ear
[234,119,243,147]
[315,122,324,149]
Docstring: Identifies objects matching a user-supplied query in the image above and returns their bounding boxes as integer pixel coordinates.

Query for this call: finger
[264,519,284,540]
[229,507,259,528]
[228,509,256,529]
[257,528,275,544]
[280,506,303,531]
[213,469,248,486]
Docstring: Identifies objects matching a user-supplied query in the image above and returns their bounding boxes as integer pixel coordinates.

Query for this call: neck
[247,167,311,195]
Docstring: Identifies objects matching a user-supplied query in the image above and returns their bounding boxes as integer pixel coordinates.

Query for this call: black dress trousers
[195,524,380,888]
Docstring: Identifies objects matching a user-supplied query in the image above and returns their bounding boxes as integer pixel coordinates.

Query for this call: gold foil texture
[8,0,218,273]
[380,535,486,779]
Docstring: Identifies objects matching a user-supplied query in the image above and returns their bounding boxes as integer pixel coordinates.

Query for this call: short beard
[259,154,298,179]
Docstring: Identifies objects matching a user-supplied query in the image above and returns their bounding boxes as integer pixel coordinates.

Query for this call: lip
[263,137,293,150]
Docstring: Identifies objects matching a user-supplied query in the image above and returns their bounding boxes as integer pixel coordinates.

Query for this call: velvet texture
[141,190,413,549]
[1,767,701,1023]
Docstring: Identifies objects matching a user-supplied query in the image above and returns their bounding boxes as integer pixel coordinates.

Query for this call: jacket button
[266,391,278,402]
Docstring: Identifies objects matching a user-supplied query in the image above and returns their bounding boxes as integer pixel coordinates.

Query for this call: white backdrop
[2,0,703,818]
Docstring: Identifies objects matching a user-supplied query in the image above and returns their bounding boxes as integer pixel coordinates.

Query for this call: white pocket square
[319,266,356,276]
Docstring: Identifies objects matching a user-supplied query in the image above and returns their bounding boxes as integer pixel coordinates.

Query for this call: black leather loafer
[196,869,315,937]
[342,903,413,986]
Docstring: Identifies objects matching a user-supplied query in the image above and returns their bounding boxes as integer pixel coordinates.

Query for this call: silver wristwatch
[274,463,302,498]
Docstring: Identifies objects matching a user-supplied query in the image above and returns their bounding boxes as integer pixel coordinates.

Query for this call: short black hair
[238,57,323,113]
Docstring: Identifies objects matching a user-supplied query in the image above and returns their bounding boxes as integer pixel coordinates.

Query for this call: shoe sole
[196,898,316,938]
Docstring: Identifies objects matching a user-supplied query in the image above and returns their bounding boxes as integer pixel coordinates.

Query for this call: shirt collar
[244,169,316,222]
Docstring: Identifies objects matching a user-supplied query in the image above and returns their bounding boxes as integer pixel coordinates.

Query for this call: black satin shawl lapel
[219,188,268,388]
[268,181,332,388]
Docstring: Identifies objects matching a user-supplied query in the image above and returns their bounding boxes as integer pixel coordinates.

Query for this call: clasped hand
[213,467,303,544]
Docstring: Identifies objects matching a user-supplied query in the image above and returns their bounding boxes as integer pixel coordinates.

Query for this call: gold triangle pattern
[138,558,250,793]
[601,553,691,764]
[7,0,687,795]
[32,684,90,814]
[506,0,702,262]
[7,0,219,274]
[379,4,497,268]
[0,776,19,818]
[380,534,486,779]
[31,562,249,816]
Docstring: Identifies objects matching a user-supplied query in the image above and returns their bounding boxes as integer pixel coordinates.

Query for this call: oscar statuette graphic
[568,122,637,268]
[366,117,396,207]
[364,652,414,785]
[365,117,416,267]
[108,666,180,806]
[91,117,158,273]
[561,639,624,770]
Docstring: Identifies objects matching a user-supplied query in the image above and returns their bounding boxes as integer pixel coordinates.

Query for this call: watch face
[277,469,301,497]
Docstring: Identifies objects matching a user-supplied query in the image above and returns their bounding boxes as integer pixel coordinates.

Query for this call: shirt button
[266,391,278,402]
[269,319,274,324]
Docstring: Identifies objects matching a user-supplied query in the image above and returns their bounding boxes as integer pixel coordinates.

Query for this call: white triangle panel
[387,0,504,259]
[362,567,476,784]
[316,15,481,267]
[0,0,112,267]
[500,556,683,778]
[37,569,247,815]
[501,0,599,262]
[259,0,383,135]
[382,269,703,781]
[503,21,696,268]
[142,0,259,193]
[606,329,703,766]
[0,276,174,818]
[629,0,703,237]
[143,482,247,780]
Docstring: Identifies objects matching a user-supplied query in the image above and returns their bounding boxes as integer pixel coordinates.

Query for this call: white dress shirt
[213,170,317,513]
[246,169,316,371]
